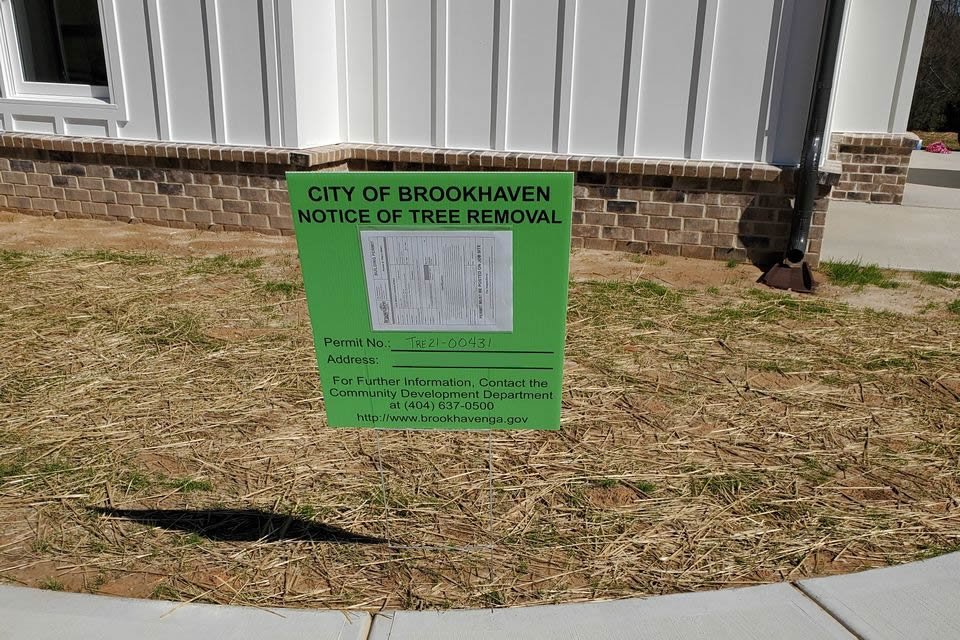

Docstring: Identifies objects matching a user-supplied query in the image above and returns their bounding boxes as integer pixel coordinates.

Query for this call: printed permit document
[360,230,513,332]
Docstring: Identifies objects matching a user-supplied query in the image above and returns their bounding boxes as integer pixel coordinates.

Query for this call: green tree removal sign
[287,172,572,430]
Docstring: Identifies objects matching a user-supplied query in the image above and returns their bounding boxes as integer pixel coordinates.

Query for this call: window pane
[12,0,107,86]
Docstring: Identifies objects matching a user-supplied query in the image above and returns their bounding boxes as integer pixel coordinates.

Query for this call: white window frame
[0,0,125,119]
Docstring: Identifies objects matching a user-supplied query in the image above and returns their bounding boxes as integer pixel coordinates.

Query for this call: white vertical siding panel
[620,0,646,157]
[506,0,561,153]
[831,0,910,133]
[703,0,777,161]
[335,0,349,142]
[216,0,268,145]
[203,0,225,143]
[891,0,931,132]
[386,0,432,146]
[686,0,718,159]
[289,0,340,146]
[156,0,214,143]
[491,0,510,150]
[114,1,160,140]
[145,0,171,140]
[261,0,282,146]
[771,0,824,164]
[344,0,376,143]
[567,0,630,156]
[634,0,700,159]
[445,0,496,150]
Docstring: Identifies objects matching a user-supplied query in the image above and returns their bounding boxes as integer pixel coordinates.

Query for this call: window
[1,0,109,99]
[13,0,107,86]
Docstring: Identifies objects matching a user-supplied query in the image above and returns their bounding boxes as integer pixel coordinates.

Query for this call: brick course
[828,132,917,204]
[0,133,837,264]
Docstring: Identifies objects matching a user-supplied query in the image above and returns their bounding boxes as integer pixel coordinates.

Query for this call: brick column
[828,132,917,204]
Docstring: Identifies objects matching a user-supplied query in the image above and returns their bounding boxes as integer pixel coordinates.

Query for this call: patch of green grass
[139,311,216,349]
[591,477,618,488]
[165,477,213,493]
[176,533,204,546]
[259,280,299,296]
[948,300,960,315]
[187,254,264,275]
[747,500,810,520]
[690,472,765,500]
[120,472,212,493]
[916,544,960,561]
[121,471,152,492]
[295,505,317,519]
[70,249,160,266]
[863,357,911,371]
[151,583,179,600]
[573,280,684,323]
[726,258,739,269]
[746,359,812,374]
[799,457,833,485]
[634,480,656,494]
[38,461,72,475]
[40,578,64,591]
[0,249,28,268]
[820,260,899,289]
[913,271,960,289]
[0,461,25,482]
[696,292,833,326]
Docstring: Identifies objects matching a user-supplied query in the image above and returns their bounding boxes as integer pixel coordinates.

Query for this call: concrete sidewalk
[1,552,958,639]
[822,200,960,272]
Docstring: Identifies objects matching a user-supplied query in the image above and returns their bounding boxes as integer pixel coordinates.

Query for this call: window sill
[0,94,124,121]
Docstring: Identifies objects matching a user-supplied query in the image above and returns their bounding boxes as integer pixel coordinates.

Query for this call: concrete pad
[908,150,960,189]
[908,149,960,172]
[822,200,960,272]
[799,552,960,640]
[902,182,960,209]
[368,584,855,640]
[0,585,370,640]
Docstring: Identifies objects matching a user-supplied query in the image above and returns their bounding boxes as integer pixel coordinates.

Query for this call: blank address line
[392,365,554,371]
[390,349,554,354]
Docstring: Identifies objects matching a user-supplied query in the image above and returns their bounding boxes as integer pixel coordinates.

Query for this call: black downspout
[762,0,846,291]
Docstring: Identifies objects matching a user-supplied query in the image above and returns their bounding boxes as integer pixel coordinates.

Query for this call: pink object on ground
[925,141,952,154]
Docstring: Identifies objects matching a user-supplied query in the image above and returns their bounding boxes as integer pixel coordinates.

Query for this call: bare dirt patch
[1,213,959,609]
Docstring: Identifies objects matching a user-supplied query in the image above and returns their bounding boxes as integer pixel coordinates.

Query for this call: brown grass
[1,245,959,610]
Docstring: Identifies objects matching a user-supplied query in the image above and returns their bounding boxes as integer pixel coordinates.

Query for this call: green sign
[287,172,572,430]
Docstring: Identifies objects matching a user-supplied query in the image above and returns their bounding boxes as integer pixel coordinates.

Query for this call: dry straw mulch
[0,247,958,609]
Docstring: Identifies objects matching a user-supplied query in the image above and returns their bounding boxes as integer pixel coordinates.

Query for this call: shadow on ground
[90,507,386,544]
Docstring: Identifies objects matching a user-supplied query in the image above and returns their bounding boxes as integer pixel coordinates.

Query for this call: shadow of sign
[90,507,387,545]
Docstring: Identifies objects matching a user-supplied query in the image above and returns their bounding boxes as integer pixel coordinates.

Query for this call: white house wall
[339,0,844,163]
[0,0,929,162]
[0,0,332,148]
[830,0,932,134]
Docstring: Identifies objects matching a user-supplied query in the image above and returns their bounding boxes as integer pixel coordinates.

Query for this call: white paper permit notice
[359,230,513,332]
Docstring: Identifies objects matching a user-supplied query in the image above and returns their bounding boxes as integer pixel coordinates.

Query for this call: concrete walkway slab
[909,149,960,172]
[368,583,855,640]
[902,182,960,209]
[0,585,371,640]
[822,200,960,272]
[907,150,960,189]
[799,553,960,640]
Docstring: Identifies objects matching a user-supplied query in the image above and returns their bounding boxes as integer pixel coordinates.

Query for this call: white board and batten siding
[0,0,931,163]
[0,0,332,148]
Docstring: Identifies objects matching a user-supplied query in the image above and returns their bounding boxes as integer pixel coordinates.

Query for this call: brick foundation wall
[568,171,830,266]
[828,132,917,204]
[0,133,837,265]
